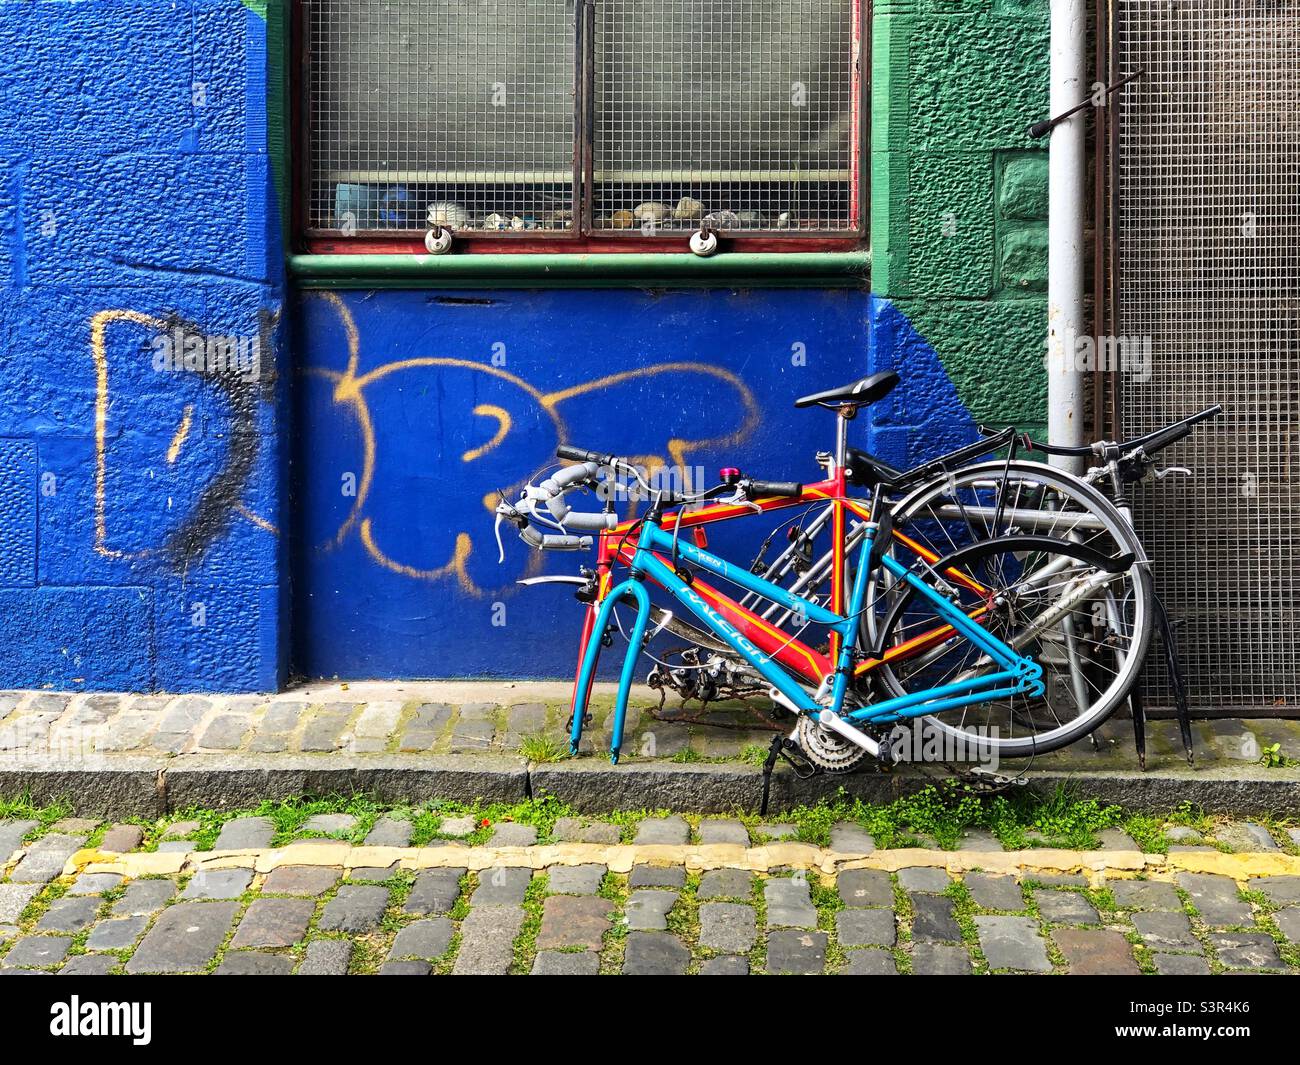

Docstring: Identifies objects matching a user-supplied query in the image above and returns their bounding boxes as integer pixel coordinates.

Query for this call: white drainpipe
[1046,0,1088,471]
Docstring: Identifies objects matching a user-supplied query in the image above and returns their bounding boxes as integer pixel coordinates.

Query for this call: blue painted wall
[0,1,285,692]
[291,288,968,680]
[0,2,986,689]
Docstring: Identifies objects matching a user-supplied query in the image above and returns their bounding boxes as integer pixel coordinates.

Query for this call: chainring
[795,714,870,773]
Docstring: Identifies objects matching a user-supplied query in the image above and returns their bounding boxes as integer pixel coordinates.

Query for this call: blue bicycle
[498,431,1148,775]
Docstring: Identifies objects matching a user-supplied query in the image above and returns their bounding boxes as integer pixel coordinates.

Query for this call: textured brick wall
[0,0,1049,689]
[869,0,1050,466]
[0,1,286,691]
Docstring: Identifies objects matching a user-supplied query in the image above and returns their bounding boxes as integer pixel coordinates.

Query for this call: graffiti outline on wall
[310,293,761,597]
[90,308,279,566]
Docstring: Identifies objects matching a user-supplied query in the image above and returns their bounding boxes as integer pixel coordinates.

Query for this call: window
[301,0,864,251]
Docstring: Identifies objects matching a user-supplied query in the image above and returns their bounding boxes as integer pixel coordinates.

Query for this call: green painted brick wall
[872,0,1051,431]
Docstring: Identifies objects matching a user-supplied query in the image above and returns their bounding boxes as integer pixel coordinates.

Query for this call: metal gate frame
[1105,0,1300,718]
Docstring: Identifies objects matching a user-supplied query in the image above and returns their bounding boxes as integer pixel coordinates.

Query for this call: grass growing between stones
[426,871,476,974]
[810,874,847,973]
[746,874,769,974]
[202,890,258,975]
[9,784,1293,860]
[379,869,416,930]
[890,877,913,975]
[413,794,574,845]
[1240,887,1300,968]
[1121,814,1168,854]
[668,871,702,972]
[252,795,385,845]
[748,782,1133,851]
[509,874,548,975]
[597,871,629,975]
[604,807,675,842]
[138,807,228,851]
[1019,884,1068,973]
[518,734,567,763]
[347,933,386,975]
[0,793,73,840]
[1173,883,1226,975]
[943,880,988,975]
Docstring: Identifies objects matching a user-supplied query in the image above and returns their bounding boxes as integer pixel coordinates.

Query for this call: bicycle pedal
[778,739,820,780]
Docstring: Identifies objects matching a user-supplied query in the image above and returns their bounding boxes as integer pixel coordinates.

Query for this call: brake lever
[1152,465,1192,481]
[721,488,763,514]
[494,511,508,564]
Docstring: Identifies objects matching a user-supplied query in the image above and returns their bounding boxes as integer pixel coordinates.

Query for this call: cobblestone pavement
[3,683,1297,768]
[2,813,1299,975]
[3,682,1299,817]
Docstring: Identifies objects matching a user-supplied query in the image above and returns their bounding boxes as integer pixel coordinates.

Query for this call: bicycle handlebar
[518,526,591,551]
[978,405,1222,461]
[1121,404,1222,456]
[556,444,614,466]
[498,447,806,552]
[746,479,803,498]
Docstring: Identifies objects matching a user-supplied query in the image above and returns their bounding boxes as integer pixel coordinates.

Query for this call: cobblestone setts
[2,815,1299,975]
[13,691,1298,783]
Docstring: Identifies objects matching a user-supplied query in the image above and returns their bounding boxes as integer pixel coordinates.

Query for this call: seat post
[835,407,853,470]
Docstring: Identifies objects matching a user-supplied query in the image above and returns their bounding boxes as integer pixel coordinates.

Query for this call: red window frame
[293,0,867,256]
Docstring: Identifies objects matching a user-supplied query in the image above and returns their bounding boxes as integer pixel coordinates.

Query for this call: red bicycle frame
[566,469,991,727]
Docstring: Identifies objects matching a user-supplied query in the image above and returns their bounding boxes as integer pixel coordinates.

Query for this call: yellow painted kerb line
[64,843,1300,883]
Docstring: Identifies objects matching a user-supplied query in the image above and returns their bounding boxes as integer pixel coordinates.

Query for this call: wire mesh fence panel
[306,0,578,235]
[1116,0,1300,711]
[590,0,859,235]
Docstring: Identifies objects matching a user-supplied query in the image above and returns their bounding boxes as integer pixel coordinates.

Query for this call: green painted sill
[289,251,870,289]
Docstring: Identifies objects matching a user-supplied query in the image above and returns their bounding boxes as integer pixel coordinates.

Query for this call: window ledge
[289,251,870,289]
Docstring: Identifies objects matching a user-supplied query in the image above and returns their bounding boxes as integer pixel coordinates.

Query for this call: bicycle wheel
[883,458,1145,569]
[864,458,1148,671]
[870,533,1153,757]
[751,462,1144,654]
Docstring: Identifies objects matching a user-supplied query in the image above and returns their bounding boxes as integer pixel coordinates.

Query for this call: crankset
[796,714,871,773]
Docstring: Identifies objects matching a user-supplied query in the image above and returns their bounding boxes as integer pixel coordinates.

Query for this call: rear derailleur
[645,648,764,709]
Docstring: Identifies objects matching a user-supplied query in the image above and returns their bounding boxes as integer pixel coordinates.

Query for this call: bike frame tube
[601,496,990,687]
[569,513,1044,760]
[637,552,822,716]
[566,457,1036,740]
[569,573,650,761]
[647,524,844,628]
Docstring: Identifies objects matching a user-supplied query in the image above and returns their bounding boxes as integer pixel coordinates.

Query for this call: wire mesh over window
[1116,0,1300,711]
[591,0,858,234]
[306,0,579,234]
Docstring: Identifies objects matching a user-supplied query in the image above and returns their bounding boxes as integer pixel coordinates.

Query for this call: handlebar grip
[556,445,611,465]
[540,534,591,551]
[1135,422,1192,455]
[747,479,803,498]
[1128,405,1223,456]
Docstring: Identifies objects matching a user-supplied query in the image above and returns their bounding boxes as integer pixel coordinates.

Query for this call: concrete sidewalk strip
[3,831,1298,976]
[0,682,1298,816]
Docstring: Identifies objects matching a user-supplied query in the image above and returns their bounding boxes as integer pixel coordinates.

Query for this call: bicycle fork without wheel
[568,493,1046,763]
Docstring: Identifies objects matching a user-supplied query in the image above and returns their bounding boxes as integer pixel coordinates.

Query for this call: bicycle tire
[870,532,1153,758]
